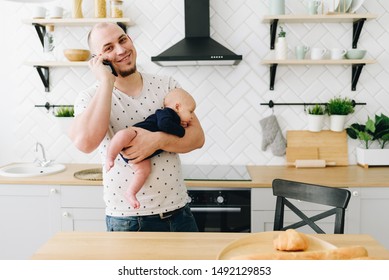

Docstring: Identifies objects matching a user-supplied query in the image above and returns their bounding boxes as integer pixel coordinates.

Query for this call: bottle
[95,0,106,18]
[275,26,287,60]
[43,25,55,60]
[269,0,285,15]
[110,0,123,18]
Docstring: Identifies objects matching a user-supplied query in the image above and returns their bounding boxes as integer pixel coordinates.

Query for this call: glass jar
[110,0,123,18]
[95,0,106,18]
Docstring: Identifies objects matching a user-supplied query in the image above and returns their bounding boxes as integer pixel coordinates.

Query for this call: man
[69,22,205,231]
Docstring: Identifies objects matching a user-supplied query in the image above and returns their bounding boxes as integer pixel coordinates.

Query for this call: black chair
[272,178,351,234]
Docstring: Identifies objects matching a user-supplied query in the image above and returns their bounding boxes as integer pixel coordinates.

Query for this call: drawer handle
[62,212,70,217]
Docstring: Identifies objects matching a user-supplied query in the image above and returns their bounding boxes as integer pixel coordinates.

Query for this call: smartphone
[103,60,118,77]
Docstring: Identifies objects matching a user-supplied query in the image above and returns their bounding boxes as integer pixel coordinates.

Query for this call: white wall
[0,0,388,167]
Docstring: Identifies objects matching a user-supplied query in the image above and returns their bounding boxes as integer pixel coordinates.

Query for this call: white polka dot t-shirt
[74,73,189,217]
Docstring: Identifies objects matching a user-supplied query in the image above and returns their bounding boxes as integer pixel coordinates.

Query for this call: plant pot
[356,147,389,167]
[307,114,324,132]
[56,117,73,135]
[330,115,347,132]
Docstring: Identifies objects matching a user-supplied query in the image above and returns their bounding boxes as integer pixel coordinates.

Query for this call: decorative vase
[73,0,83,18]
[330,115,347,132]
[275,37,288,60]
[269,0,285,15]
[307,114,324,132]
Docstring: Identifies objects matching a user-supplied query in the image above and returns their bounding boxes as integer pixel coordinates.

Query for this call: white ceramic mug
[32,6,46,19]
[307,0,321,15]
[310,47,327,60]
[49,6,64,19]
[330,48,347,60]
[295,45,310,60]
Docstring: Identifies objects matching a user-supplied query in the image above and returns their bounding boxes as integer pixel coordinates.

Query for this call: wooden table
[31,232,389,260]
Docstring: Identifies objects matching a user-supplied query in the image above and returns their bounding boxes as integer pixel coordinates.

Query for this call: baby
[105,88,196,209]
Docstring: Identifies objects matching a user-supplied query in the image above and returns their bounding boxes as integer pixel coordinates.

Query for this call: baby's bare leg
[125,159,151,209]
[106,128,137,171]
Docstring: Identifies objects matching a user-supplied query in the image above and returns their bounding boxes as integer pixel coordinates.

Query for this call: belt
[159,207,184,219]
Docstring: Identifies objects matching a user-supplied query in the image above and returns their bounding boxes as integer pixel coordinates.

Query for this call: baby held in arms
[105,88,196,209]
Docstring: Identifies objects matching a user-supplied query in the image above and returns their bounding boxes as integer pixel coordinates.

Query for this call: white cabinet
[251,188,350,234]
[347,187,389,249]
[60,185,106,231]
[0,185,60,260]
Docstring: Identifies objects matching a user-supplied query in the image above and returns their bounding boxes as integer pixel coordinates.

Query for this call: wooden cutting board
[286,130,348,166]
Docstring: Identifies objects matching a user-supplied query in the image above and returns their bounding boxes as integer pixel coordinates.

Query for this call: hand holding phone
[103,60,118,77]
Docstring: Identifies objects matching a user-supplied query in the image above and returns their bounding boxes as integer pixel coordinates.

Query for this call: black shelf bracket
[270,19,279,49]
[35,66,50,92]
[269,63,278,90]
[33,23,46,48]
[351,63,366,91]
[352,18,366,49]
[260,100,366,108]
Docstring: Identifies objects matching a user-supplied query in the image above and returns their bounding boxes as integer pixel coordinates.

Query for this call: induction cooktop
[181,165,251,181]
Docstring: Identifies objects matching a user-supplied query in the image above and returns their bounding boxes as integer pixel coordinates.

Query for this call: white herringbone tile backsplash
[1,0,389,167]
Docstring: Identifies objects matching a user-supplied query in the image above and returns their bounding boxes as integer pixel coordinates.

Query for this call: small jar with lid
[95,0,106,18]
[110,0,123,18]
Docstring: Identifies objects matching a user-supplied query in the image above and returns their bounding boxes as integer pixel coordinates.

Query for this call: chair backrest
[272,178,351,234]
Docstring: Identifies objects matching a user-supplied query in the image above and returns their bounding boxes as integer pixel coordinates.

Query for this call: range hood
[151,0,242,66]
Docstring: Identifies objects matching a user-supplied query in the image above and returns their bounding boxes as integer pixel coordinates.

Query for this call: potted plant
[346,113,389,167]
[307,104,325,132]
[55,106,74,134]
[326,96,355,132]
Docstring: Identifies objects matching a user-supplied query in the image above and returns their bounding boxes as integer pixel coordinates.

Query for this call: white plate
[217,231,336,260]
[349,0,365,13]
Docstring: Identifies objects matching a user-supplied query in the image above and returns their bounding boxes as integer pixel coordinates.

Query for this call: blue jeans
[105,204,198,232]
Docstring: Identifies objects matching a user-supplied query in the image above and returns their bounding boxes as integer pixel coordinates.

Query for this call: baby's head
[164,88,196,126]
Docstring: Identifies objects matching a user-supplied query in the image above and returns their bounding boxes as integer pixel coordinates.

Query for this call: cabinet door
[348,187,389,249]
[0,185,60,260]
[60,185,106,231]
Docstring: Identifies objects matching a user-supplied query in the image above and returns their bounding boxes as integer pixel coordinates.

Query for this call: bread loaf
[273,229,310,251]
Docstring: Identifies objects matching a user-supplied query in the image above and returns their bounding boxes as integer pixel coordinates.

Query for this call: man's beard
[118,64,137,77]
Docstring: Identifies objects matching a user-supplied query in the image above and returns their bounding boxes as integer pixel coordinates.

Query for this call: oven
[187,188,251,232]
[183,165,251,233]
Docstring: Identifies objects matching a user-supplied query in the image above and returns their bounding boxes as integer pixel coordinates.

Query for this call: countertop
[0,163,388,188]
[31,231,389,260]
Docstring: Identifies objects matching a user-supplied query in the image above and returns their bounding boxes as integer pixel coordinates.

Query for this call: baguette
[232,246,368,260]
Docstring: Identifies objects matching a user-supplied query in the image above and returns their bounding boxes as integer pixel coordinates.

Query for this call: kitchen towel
[260,115,286,156]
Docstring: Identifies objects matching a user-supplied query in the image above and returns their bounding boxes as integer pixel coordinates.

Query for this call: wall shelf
[261,59,376,91]
[262,14,377,50]
[24,18,133,92]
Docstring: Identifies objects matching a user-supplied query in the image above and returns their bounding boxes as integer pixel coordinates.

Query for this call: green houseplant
[54,106,74,135]
[326,96,355,132]
[307,104,325,132]
[55,106,74,117]
[346,113,389,167]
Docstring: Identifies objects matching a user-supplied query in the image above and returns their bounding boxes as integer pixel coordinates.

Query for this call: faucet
[35,142,52,167]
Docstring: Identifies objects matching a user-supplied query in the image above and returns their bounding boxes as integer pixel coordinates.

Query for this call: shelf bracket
[269,63,278,90]
[352,18,366,49]
[33,23,46,48]
[34,66,50,92]
[351,63,365,91]
[270,19,279,50]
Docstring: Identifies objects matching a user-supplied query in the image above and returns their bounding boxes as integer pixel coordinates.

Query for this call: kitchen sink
[0,163,66,178]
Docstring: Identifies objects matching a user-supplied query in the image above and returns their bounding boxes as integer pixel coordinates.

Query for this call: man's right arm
[69,79,114,153]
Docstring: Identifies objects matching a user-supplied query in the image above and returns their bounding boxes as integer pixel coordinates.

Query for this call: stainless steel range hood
[151,0,242,66]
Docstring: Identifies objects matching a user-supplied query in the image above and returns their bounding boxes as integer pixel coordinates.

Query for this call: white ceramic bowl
[345,49,366,59]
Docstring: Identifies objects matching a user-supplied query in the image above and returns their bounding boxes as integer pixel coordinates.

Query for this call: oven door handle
[190,207,242,213]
